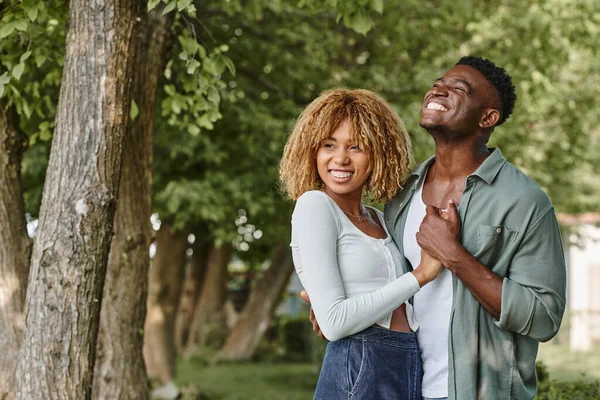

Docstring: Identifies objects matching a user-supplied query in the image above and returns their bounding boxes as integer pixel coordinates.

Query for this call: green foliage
[448,0,600,213]
[148,0,196,15]
[0,0,67,217]
[274,313,313,362]
[4,0,599,241]
[297,0,383,34]
[537,361,600,399]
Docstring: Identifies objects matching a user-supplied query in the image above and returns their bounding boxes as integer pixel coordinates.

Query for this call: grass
[538,343,600,382]
[176,359,318,400]
[174,344,600,399]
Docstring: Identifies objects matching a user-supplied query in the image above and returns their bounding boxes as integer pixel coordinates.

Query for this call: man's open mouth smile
[426,102,449,111]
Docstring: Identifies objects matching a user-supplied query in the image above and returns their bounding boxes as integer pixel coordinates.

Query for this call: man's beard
[419,122,470,144]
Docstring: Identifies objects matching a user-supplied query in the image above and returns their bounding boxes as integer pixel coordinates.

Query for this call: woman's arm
[292,192,424,341]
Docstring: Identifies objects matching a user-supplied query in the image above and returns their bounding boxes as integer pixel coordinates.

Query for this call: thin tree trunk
[187,243,232,349]
[215,243,293,361]
[174,240,212,354]
[92,8,173,400]
[0,102,31,399]
[14,1,143,398]
[143,224,188,385]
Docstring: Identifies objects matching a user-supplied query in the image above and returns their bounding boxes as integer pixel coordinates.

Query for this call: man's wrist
[441,241,469,272]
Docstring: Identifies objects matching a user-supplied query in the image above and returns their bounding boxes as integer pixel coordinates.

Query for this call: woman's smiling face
[316,119,371,199]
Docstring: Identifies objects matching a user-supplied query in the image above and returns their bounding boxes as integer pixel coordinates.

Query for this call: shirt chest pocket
[476,224,519,271]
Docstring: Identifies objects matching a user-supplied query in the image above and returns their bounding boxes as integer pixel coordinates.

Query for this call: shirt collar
[410,148,506,185]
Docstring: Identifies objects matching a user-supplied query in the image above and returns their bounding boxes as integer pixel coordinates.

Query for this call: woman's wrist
[411,268,430,288]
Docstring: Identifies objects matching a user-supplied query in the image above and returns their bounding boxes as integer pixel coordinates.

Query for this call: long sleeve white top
[290,190,420,341]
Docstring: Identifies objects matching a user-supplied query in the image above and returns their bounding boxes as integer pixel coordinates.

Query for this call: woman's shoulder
[293,191,340,227]
[296,190,331,208]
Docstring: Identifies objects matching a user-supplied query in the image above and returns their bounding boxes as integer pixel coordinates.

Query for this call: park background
[0,0,599,399]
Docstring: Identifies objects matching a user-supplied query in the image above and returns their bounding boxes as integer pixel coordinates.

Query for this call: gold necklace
[342,206,368,223]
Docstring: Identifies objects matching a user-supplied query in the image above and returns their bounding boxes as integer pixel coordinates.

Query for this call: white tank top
[403,177,453,398]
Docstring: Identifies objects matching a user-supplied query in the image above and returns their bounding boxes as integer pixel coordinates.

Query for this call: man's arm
[417,202,566,341]
[300,290,327,341]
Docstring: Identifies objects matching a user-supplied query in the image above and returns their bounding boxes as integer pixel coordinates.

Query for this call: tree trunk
[92,8,173,400]
[174,240,212,354]
[215,243,294,361]
[14,1,143,398]
[0,102,31,399]
[187,243,232,349]
[143,224,188,385]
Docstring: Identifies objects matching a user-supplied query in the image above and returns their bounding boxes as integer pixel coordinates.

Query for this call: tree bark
[14,1,143,398]
[187,243,232,349]
[174,240,212,354]
[215,243,294,361]
[92,8,173,400]
[0,102,31,399]
[143,224,188,385]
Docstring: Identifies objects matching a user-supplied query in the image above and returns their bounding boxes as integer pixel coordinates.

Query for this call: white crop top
[290,190,420,341]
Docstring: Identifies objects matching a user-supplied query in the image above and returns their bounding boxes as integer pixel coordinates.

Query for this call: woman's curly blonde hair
[280,88,412,202]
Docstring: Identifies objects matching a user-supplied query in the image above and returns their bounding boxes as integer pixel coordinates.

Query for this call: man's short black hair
[456,56,516,126]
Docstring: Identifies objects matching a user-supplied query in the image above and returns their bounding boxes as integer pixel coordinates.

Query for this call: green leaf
[22,102,32,119]
[12,63,25,80]
[40,129,52,141]
[0,23,16,39]
[0,72,10,85]
[34,54,47,67]
[177,0,193,11]
[130,99,139,120]
[186,59,200,74]
[179,52,189,60]
[224,56,236,76]
[372,0,383,14]
[0,84,4,98]
[163,1,177,14]
[25,5,39,21]
[214,56,227,75]
[20,51,32,63]
[207,86,220,104]
[344,10,374,35]
[187,124,201,136]
[148,0,161,11]
[14,20,29,32]
[29,132,38,145]
[21,0,41,21]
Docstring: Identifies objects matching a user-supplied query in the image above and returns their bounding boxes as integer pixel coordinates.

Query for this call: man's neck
[430,140,490,182]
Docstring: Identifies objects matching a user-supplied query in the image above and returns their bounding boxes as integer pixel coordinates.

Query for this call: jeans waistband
[347,326,419,348]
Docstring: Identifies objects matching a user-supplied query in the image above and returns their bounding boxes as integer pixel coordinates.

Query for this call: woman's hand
[411,205,455,287]
[411,249,444,287]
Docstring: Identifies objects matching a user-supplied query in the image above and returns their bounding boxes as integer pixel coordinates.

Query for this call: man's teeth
[330,171,353,178]
[427,102,448,111]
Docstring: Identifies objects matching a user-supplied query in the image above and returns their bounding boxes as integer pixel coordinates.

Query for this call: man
[304,56,567,399]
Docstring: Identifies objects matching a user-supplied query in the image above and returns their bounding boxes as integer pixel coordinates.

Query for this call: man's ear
[480,108,501,129]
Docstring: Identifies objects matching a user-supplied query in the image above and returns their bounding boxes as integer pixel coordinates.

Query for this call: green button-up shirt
[384,148,567,400]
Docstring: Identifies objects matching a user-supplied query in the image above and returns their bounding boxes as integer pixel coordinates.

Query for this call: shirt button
[496,227,502,234]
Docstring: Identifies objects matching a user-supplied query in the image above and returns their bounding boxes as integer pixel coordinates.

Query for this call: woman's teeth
[330,171,353,178]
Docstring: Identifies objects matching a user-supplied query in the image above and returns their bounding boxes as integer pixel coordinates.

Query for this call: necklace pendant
[358,215,364,222]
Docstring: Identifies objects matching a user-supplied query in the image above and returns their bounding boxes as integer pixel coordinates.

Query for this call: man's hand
[300,290,327,341]
[416,200,462,269]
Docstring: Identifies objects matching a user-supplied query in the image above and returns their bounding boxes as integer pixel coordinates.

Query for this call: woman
[279,88,446,400]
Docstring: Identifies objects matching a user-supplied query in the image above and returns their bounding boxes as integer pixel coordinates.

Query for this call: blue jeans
[314,326,423,399]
